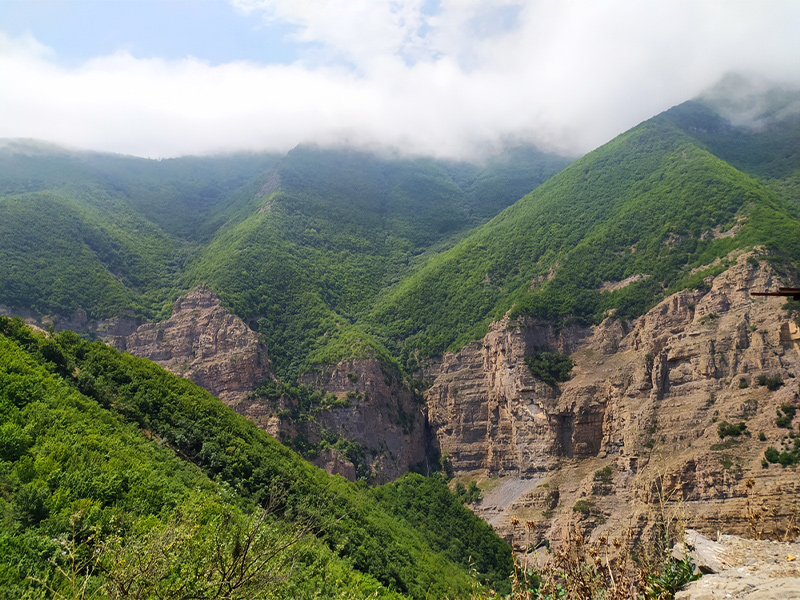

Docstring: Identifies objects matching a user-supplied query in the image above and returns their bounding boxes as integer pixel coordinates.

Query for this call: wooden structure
[751,287,800,301]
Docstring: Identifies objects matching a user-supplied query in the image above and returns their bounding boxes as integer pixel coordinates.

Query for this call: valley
[2,89,800,598]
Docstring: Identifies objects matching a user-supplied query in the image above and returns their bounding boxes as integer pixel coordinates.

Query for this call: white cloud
[1,0,799,159]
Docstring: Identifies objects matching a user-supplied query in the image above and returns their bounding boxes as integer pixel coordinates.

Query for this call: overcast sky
[1,0,798,160]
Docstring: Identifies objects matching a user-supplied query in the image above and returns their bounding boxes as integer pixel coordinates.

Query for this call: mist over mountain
[3,79,800,598]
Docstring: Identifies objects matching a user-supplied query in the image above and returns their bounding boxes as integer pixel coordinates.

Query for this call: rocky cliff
[297,359,429,482]
[425,252,800,547]
[115,285,274,406]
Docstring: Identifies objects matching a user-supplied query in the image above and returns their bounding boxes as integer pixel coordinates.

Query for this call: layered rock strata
[426,253,800,546]
[115,285,273,406]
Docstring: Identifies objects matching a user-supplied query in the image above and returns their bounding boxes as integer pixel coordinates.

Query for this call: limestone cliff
[298,359,429,482]
[425,252,800,547]
[115,285,273,406]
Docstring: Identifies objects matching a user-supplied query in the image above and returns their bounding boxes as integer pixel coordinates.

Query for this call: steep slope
[0,140,570,378]
[185,145,571,376]
[428,251,800,552]
[0,141,277,322]
[0,317,512,598]
[365,100,800,366]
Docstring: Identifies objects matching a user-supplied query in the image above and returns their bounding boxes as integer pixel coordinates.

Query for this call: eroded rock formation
[297,358,429,482]
[115,285,273,405]
[424,253,800,546]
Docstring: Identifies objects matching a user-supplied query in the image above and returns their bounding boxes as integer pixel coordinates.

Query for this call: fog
[1,0,798,160]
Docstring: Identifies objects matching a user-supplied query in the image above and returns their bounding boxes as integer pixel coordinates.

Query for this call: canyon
[103,250,800,550]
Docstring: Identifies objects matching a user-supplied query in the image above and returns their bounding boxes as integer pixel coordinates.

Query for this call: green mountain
[0,316,511,598]
[0,140,570,376]
[364,99,800,364]
[0,141,279,319]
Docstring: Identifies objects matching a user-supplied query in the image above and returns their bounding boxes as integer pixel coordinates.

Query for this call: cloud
[1,1,799,160]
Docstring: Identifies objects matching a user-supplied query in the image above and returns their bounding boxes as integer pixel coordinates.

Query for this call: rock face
[424,253,800,545]
[115,285,273,406]
[298,359,429,483]
[674,530,800,599]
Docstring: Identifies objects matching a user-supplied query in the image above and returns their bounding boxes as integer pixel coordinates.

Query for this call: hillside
[184,145,571,375]
[0,316,511,599]
[365,99,800,365]
[0,141,278,320]
[0,140,570,376]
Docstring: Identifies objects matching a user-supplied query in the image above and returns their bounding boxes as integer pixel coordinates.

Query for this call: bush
[717,421,748,439]
[593,465,613,483]
[572,499,595,515]
[776,403,796,428]
[453,480,482,505]
[757,375,784,391]
[525,350,574,388]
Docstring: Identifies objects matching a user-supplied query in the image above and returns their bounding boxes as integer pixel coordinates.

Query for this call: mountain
[5,82,800,574]
[0,316,511,599]
[0,140,571,375]
[0,141,279,320]
[365,98,800,365]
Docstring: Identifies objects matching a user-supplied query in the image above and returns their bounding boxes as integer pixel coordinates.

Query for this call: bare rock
[424,253,800,548]
[299,359,428,483]
[673,529,726,574]
[312,448,357,482]
[115,285,273,406]
[675,532,800,599]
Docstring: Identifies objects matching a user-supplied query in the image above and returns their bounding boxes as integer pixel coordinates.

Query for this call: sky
[0,0,798,161]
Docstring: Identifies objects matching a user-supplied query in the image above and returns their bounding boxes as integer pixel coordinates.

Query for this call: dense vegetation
[0,141,569,377]
[365,100,800,364]
[0,317,512,598]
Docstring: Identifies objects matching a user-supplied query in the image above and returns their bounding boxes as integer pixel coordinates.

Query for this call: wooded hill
[0,316,512,598]
[365,99,800,364]
[0,140,569,376]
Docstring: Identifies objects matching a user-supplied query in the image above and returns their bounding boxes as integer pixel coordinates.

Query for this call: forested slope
[0,316,511,598]
[364,100,800,365]
[0,140,569,376]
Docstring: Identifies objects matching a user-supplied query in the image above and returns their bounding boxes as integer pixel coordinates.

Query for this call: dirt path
[474,477,541,526]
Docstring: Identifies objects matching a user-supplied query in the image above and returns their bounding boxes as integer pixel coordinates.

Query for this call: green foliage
[593,465,613,483]
[572,499,595,515]
[757,375,784,391]
[775,403,796,428]
[525,350,574,388]
[764,439,800,467]
[370,474,512,596]
[366,104,800,362]
[644,556,701,600]
[185,147,566,376]
[717,421,748,439]
[453,480,482,505]
[0,317,511,597]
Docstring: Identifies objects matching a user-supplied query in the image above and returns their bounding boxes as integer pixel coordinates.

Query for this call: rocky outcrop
[425,253,800,545]
[298,359,429,483]
[674,530,800,599]
[115,285,273,406]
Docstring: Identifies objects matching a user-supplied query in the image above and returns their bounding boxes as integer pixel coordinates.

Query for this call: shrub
[525,350,574,387]
[775,403,796,428]
[593,465,613,483]
[757,375,784,391]
[572,499,595,515]
[717,421,748,439]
